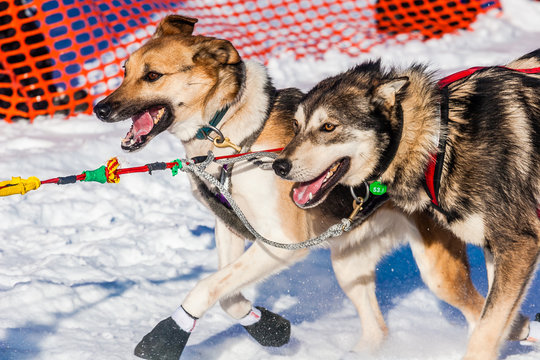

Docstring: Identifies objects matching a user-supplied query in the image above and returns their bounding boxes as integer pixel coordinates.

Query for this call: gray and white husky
[274,50,540,359]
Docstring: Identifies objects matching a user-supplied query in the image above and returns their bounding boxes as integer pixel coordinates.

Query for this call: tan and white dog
[94,15,492,360]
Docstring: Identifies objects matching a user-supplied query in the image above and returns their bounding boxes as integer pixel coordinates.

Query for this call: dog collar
[424,65,540,213]
[350,191,390,230]
[195,105,230,140]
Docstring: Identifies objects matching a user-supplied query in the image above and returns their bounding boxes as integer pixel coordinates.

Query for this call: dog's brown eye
[144,71,163,82]
[321,123,336,132]
[292,119,299,134]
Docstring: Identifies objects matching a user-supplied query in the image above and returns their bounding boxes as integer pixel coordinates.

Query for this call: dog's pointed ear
[153,15,198,38]
[373,77,409,107]
[193,39,241,66]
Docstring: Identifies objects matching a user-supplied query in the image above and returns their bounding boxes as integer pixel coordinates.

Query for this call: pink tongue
[293,171,327,206]
[132,111,154,139]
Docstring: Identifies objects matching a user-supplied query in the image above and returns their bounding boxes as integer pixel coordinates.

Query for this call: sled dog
[273,50,540,359]
[95,15,493,360]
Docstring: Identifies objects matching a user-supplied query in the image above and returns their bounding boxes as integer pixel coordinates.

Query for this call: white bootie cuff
[172,306,198,333]
[238,306,262,327]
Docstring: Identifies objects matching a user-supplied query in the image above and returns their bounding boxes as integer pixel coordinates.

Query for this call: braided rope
[180,151,352,250]
[214,150,279,165]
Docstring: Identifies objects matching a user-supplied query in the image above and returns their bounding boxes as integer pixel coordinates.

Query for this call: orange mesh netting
[0,0,500,123]
[375,0,500,37]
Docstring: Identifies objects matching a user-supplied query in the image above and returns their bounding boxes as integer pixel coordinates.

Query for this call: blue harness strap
[195,106,230,140]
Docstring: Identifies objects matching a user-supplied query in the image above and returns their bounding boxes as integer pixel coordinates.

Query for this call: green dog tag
[369,181,387,195]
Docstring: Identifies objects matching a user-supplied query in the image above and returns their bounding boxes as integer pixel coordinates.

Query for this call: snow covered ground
[1,1,540,359]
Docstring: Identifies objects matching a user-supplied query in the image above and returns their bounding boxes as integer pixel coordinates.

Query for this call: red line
[41,174,86,184]
[38,148,284,185]
[213,147,283,161]
[116,166,152,175]
[511,66,540,74]
[438,66,540,89]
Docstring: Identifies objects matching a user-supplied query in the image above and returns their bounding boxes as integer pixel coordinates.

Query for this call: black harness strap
[424,65,540,216]
[423,85,450,216]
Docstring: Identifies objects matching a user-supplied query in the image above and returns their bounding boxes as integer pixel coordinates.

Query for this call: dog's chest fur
[179,62,314,242]
[226,87,312,242]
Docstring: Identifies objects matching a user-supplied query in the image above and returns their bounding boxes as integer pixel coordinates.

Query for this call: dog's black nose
[94,101,112,121]
[273,159,292,178]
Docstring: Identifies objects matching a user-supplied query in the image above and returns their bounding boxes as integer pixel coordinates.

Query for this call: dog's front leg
[135,240,307,360]
[213,220,294,346]
[214,219,253,319]
[181,241,307,317]
[330,240,388,353]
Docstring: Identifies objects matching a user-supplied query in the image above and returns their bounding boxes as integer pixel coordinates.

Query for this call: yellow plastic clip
[0,176,41,196]
[213,137,242,153]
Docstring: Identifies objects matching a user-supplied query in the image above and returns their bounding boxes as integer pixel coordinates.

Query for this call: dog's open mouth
[292,157,350,209]
[121,106,170,151]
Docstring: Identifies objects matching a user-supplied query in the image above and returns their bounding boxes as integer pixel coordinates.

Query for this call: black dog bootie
[243,306,291,347]
[134,317,191,360]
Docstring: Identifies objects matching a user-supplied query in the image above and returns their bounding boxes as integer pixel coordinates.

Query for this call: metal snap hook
[348,182,370,221]
[350,181,370,204]
[204,124,242,152]
[205,124,225,144]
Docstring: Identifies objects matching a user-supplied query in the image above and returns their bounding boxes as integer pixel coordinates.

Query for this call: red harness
[424,65,540,217]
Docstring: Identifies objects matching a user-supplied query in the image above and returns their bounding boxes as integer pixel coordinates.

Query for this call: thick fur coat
[94,14,504,358]
[275,49,540,359]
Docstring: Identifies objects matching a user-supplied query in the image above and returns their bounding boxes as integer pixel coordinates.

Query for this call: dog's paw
[134,317,191,360]
[243,306,291,347]
[352,334,385,354]
[353,341,379,354]
[520,313,540,347]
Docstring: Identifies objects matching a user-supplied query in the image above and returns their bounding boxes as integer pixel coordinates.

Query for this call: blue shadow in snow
[0,279,135,360]
[189,225,213,237]
[253,248,344,325]
[0,264,212,360]
[0,324,51,360]
[148,265,207,285]
[182,323,302,359]
[249,245,433,326]
[189,225,216,249]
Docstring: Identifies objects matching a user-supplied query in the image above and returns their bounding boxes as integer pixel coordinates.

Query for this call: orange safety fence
[0,0,500,123]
